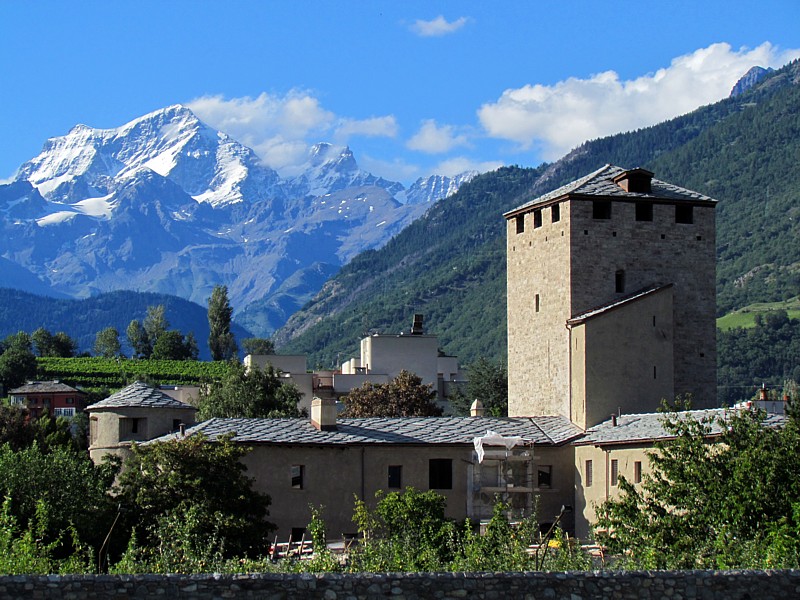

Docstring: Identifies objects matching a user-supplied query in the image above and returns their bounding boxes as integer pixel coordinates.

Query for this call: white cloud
[407,119,470,154]
[410,15,468,37]
[432,157,503,178]
[335,116,398,140]
[478,42,800,161]
[189,92,396,173]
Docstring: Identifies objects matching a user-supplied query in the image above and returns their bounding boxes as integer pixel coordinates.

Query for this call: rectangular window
[537,465,552,489]
[611,459,619,487]
[635,202,653,222]
[54,407,75,417]
[388,465,402,489]
[585,460,593,487]
[593,200,612,219]
[515,215,525,234]
[675,204,693,224]
[533,209,542,228]
[534,294,540,313]
[634,461,642,484]
[551,203,560,223]
[291,465,305,489]
[90,417,98,446]
[615,270,625,293]
[429,458,452,490]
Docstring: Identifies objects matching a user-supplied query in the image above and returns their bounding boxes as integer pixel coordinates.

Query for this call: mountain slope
[277,60,800,369]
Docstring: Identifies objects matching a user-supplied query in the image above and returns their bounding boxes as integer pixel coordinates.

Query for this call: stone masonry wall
[2,570,799,599]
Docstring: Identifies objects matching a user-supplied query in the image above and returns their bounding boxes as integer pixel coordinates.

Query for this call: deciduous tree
[342,370,442,417]
[198,361,303,419]
[93,327,122,358]
[241,337,275,356]
[114,433,273,558]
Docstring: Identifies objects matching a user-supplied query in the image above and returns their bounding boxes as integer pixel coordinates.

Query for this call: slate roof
[9,381,84,395]
[151,415,583,447]
[567,284,671,324]
[86,381,196,411]
[504,164,717,217]
[577,408,787,446]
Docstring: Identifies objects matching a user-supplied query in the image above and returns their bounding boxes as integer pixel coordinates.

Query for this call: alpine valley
[0,105,475,336]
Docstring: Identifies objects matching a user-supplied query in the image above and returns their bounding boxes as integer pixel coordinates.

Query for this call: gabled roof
[576,408,787,446]
[504,164,717,218]
[151,415,583,447]
[86,381,196,411]
[567,284,672,325]
[9,381,84,395]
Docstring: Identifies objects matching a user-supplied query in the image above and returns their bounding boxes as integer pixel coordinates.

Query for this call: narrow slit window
[615,270,625,293]
[611,459,619,487]
[291,465,305,489]
[634,461,642,484]
[585,460,593,487]
[535,294,540,312]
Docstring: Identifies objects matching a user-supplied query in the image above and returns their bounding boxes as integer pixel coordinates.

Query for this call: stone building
[504,165,717,427]
[86,381,197,463]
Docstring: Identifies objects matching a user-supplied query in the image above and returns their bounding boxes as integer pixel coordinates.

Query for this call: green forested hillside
[277,60,800,381]
[0,289,252,360]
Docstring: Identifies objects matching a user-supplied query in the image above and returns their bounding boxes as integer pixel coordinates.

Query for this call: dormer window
[613,168,653,193]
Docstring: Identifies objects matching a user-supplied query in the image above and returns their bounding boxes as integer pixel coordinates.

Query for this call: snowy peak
[15,104,281,207]
[404,171,478,205]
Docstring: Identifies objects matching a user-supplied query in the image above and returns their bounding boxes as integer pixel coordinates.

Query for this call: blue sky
[2,1,799,185]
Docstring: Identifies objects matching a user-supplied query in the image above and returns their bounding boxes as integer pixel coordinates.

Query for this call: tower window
[535,294,540,312]
[636,203,653,221]
[551,204,560,223]
[615,270,625,293]
[675,205,693,224]
[593,201,612,219]
[516,215,525,234]
[533,209,542,228]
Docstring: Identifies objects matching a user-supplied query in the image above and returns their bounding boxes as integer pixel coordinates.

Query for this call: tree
[341,370,443,417]
[93,327,122,358]
[51,332,78,358]
[0,332,37,390]
[450,357,508,416]
[126,319,151,359]
[241,337,275,356]
[114,433,273,558]
[594,402,800,569]
[208,285,237,361]
[197,361,303,419]
[143,305,168,347]
[31,328,76,358]
[151,330,198,361]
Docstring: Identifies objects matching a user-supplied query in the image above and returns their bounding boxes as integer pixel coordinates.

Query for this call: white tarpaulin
[473,430,526,463]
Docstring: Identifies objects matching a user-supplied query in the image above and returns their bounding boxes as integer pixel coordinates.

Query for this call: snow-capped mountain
[0,105,475,335]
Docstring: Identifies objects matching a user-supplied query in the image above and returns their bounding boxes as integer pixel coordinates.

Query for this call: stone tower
[505,165,717,427]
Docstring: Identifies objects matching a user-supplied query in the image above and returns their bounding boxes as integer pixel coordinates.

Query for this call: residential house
[9,381,87,419]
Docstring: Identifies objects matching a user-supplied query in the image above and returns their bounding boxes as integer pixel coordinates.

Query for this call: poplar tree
[208,285,237,361]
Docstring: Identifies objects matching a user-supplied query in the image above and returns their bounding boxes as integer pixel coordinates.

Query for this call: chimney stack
[470,399,485,417]
[311,397,337,431]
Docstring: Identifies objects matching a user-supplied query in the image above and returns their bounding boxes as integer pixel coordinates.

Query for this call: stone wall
[2,570,798,599]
